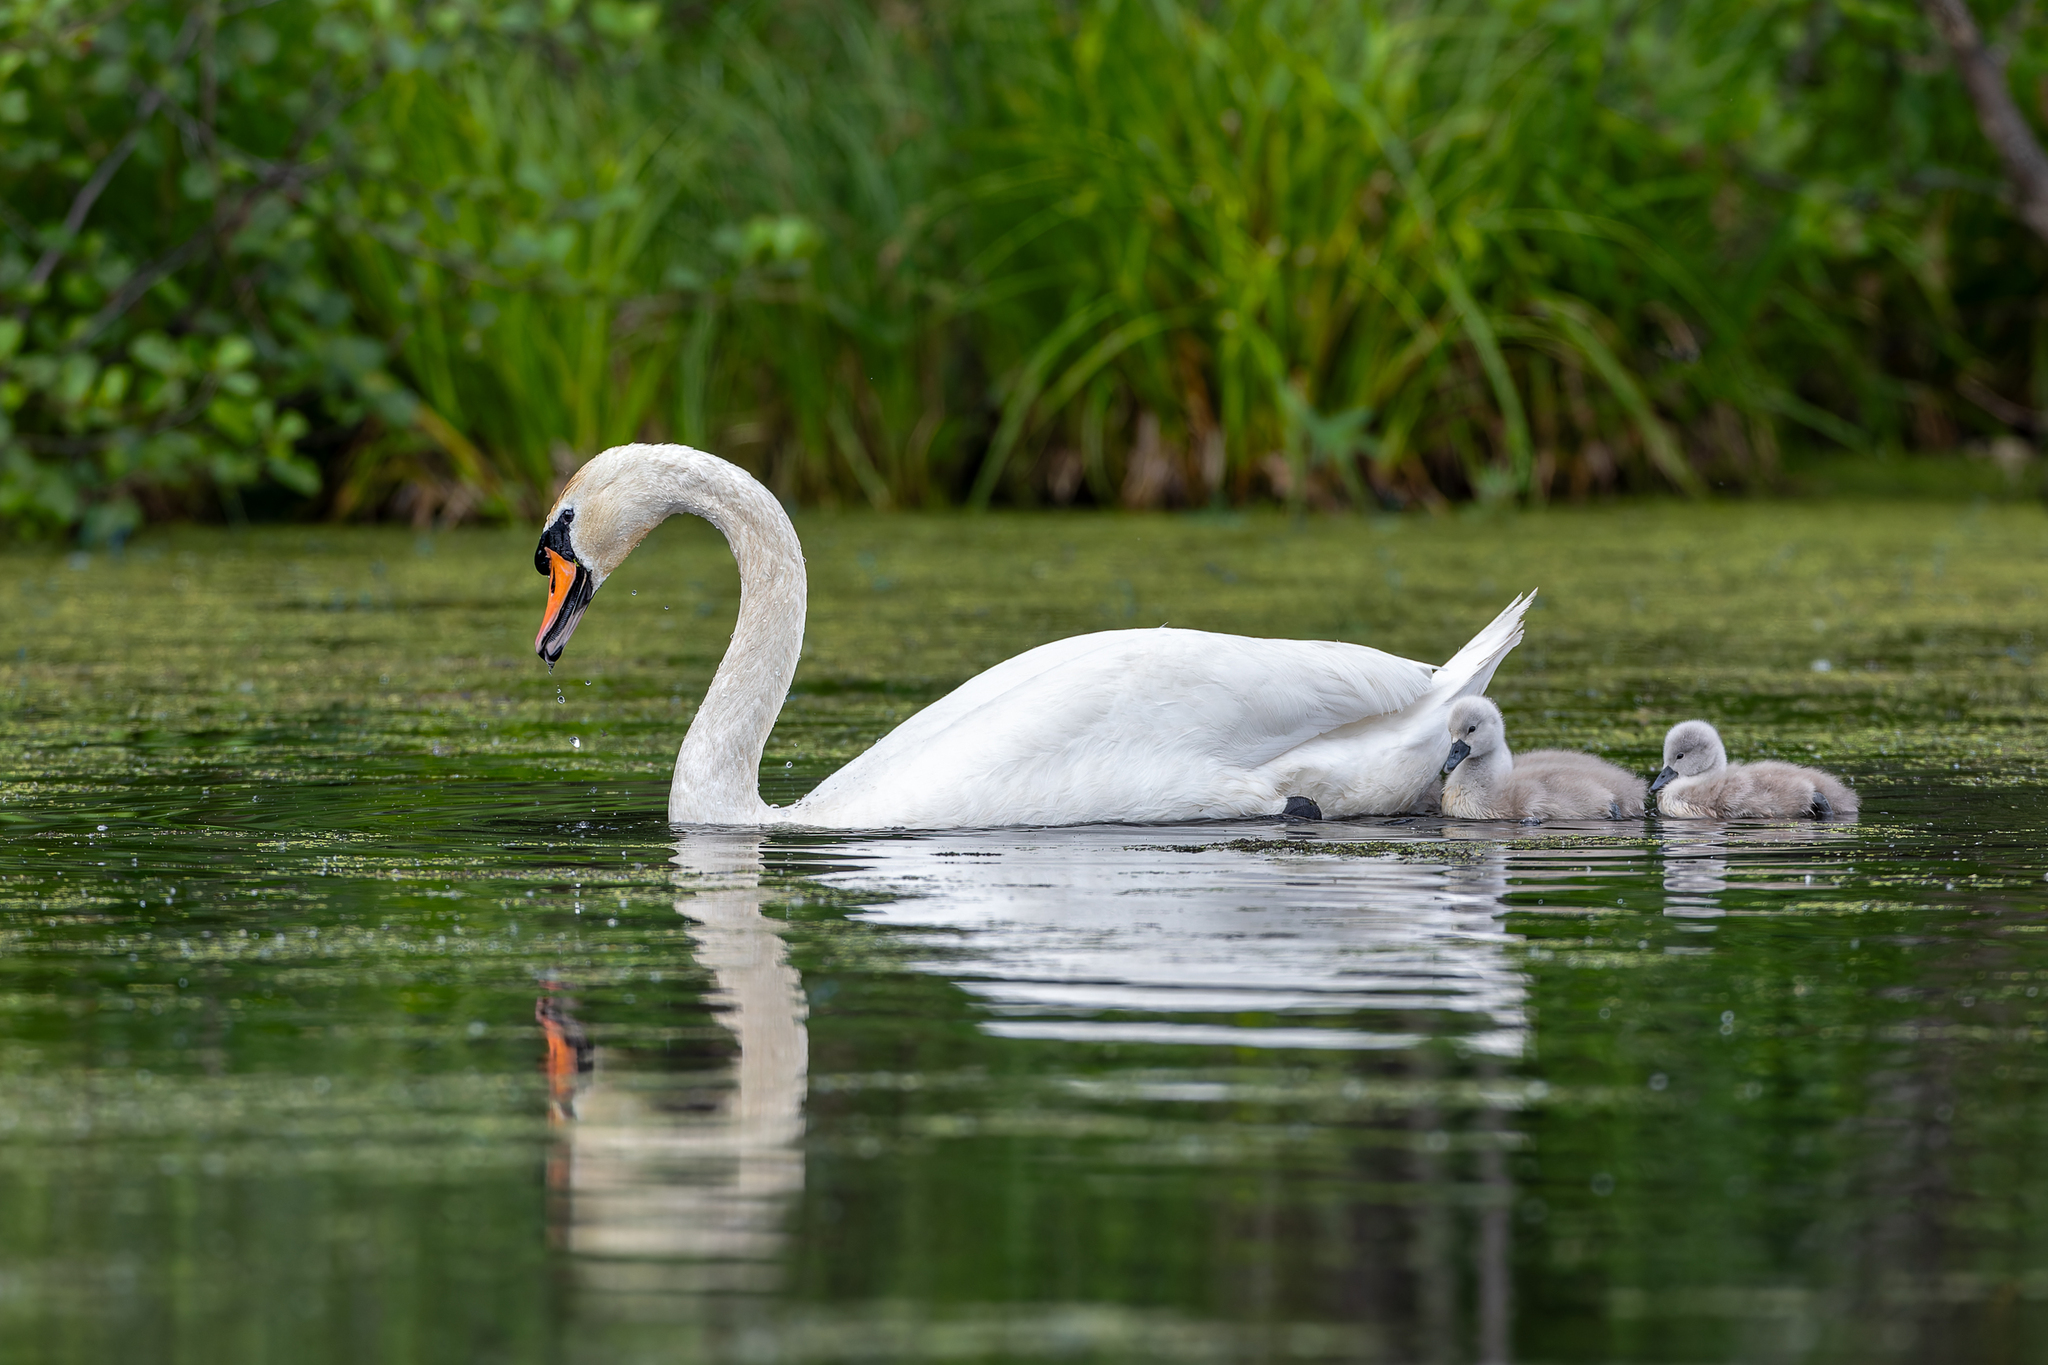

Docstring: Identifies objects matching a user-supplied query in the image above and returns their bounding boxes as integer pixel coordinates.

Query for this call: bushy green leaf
[5,0,2045,534]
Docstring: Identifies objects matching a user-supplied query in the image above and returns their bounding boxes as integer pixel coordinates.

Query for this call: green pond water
[3,501,2048,1364]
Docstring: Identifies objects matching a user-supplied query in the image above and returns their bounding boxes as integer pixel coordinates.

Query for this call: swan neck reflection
[538,832,807,1283]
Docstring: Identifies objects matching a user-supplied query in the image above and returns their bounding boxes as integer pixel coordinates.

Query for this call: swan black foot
[1810,791,1833,821]
[1282,796,1323,820]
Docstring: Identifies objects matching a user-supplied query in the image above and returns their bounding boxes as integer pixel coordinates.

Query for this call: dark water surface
[4,504,2048,1363]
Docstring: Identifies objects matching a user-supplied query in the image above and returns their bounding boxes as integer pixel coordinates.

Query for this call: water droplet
[97,824,107,831]
[571,737,582,749]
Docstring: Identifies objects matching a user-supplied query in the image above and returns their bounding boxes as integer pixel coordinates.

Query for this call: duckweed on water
[2,502,2048,1363]
[6,501,2046,798]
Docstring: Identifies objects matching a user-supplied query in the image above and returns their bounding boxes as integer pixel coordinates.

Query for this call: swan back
[792,628,1438,827]
[791,594,1537,827]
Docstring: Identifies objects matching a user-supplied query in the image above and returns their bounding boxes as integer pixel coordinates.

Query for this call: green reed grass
[324,4,973,518]
[950,0,2038,507]
[329,52,704,518]
[277,0,2048,516]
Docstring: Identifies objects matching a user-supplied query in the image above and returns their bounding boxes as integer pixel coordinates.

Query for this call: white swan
[534,443,1535,828]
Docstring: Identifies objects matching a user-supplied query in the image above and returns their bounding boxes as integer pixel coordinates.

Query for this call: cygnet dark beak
[1649,765,1678,794]
[1442,739,1470,774]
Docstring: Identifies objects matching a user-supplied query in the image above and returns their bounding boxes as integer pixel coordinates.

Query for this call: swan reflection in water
[539,833,807,1297]
[1661,821,1863,918]
[537,825,1538,1350]
[529,817,1893,1356]
[537,824,1532,1350]
[817,824,1527,1363]
[823,826,1528,1058]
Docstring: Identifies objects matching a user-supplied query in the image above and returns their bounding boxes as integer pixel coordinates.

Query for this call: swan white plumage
[533,443,1535,829]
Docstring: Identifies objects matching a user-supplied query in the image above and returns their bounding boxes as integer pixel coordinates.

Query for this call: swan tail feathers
[1430,590,1535,700]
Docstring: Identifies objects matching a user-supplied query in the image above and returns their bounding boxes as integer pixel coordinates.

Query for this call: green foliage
[956,0,2048,506]
[328,3,967,514]
[3,0,2046,534]
[0,0,659,537]
[2,0,370,537]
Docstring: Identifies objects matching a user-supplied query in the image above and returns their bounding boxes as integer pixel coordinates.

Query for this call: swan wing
[790,628,1436,828]
[1237,592,1535,818]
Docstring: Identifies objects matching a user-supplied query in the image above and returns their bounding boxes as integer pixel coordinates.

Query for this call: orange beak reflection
[535,547,596,664]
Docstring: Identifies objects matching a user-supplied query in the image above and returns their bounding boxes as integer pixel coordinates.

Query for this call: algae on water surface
[5,500,2045,800]
[3,501,2048,1364]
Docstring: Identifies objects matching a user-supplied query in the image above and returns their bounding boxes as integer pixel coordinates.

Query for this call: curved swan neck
[617,448,802,824]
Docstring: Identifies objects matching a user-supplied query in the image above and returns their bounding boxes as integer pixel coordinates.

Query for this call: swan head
[533,447,673,663]
[1442,696,1505,774]
[1653,719,1726,792]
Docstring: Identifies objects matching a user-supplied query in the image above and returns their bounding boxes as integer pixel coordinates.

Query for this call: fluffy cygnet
[1440,697,1648,821]
[1651,720,1859,821]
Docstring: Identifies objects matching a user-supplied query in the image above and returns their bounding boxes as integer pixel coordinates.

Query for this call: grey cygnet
[1440,697,1647,821]
[1651,720,1859,821]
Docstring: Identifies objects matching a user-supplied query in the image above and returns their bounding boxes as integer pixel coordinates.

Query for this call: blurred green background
[4,0,2046,540]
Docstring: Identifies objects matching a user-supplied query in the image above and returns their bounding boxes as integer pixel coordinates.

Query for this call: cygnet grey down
[1440,697,1647,821]
[1652,720,1858,820]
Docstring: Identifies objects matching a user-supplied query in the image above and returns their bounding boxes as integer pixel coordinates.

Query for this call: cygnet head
[1652,719,1727,793]
[1442,696,1507,774]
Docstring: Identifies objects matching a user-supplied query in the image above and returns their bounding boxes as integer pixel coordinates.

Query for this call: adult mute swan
[533,443,1534,829]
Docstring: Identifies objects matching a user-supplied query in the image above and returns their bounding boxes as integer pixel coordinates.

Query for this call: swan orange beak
[536,548,596,664]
